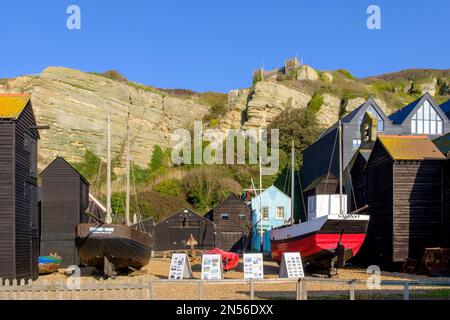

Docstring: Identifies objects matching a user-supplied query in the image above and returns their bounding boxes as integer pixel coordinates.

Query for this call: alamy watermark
[171,122,280,176]
[366,265,382,290]
[67,5,81,30]
[367,5,382,30]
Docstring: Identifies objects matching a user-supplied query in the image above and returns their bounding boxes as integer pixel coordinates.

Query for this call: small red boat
[206,248,239,271]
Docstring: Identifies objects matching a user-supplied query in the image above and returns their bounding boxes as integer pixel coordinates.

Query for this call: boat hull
[270,215,369,268]
[76,224,152,271]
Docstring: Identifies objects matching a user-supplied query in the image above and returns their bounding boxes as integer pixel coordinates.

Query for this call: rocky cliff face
[0,67,210,169]
[1,65,449,170]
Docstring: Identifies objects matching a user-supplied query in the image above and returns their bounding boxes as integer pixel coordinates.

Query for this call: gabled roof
[40,156,90,185]
[377,135,446,161]
[0,94,31,119]
[252,185,291,202]
[388,93,444,125]
[156,208,216,226]
[317,97,388,141]
[304,172,338,192]
[440,100,450,117]
[212,194,249,212]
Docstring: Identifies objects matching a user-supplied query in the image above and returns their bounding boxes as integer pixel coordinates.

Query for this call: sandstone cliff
[0,67,210,169]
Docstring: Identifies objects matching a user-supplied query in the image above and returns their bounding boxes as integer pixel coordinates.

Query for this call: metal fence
[0,277,449,300]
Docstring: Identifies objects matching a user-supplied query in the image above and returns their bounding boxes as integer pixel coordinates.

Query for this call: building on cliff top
[252,57,301,82]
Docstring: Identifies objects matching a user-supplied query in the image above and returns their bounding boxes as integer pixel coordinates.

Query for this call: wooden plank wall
[154,210,218,251]
[393,160,443,262]
[443,159,450,247]
[0,121,16,279]
[14,103,39,280]
[41,158,89,267]
[211,196,251,252]
[353,142,394,266]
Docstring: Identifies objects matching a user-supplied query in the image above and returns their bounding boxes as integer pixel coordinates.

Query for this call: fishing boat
[76,116,152,275]
[270,121,370,275]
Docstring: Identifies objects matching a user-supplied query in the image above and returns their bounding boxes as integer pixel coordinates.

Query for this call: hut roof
[0,94,31,119]
[378,135,446,161]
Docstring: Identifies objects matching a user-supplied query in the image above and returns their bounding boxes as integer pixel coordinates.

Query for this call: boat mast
[259,156,263,252]
[106,116,112,224]
[125,123,131,226]
[338,119,344,215]
[290,140,295,225]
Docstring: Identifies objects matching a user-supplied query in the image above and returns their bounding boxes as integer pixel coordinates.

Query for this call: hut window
[352,139,361,149]
[238,214,246,220]
[261,206,269,220]
[276,207,285,220]
[221,214,229,221]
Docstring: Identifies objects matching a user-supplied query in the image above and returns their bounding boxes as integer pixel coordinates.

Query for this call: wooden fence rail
[0,277,449,300]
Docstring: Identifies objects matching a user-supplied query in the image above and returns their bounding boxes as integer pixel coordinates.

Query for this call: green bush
[337,69,354,80]
[308,93,324,113]
[154,179,183,196]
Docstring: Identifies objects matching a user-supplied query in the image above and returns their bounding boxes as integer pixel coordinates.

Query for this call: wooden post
[349,281,355,301]
[29,280,35,301]
[19,279,25,300]
[138,278,143,300]
[43,280,49,300]
[250,280,255,300]
[296,279,303,300]
[99,278,105,300]
[12,279,17,300]
[59,280,65,300]
[5,279,10,300]
[198,281,204,300]
[147,280,153,300]
[403,283,410,301]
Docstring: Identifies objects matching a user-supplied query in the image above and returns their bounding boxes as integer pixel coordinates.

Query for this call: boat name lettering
[89,227,115,234]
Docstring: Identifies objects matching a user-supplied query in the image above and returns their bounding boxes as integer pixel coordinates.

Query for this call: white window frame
[261,206,269,220]
[276,206,285,220]
[411,101,443,135]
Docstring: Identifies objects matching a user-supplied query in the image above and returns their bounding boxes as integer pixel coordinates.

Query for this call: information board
[243,253,264,279]
[168,253,193,280]
[279,252,305,279]
[201,254,223,280]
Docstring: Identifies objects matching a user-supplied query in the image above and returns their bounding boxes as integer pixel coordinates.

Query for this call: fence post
[349,280,355,301]
[296,279,303,300]
[403,283,410,301]
[29,280,34,301]
[19,279,25,301]
[147,280,153,300]
[138,278,143,300]
[43,280,49,300]
[198,280,204,300]
[250,280,255,300]
[12,279,18,300]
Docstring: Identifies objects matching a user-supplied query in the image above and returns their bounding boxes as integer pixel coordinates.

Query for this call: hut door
[169,227,199,250]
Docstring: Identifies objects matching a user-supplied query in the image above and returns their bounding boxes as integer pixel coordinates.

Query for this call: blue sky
[1,0,449,92]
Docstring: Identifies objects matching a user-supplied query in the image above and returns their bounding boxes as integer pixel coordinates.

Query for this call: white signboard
[279,252,304,279]
[201,254,223,280]
[243,253,264,279]
[168,254,193,280]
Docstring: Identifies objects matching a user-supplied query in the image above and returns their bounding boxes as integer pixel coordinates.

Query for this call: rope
[297,169,307,222]
[324,128,339,193]
[348,172,358,211]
